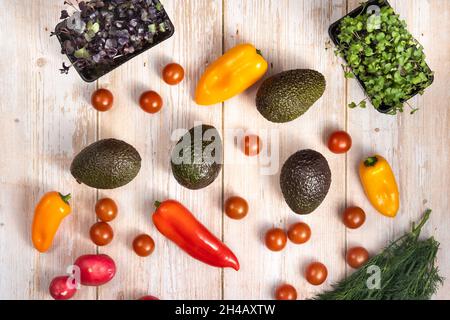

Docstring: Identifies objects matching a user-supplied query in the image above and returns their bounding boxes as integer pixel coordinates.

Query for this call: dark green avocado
[70,138,141,189]
[256,69,326,123]
[171,125,222,190]
[280,149,331,214]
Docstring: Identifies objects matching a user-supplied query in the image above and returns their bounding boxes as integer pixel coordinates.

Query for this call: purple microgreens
[60,10,70,19]
[60,62,71,74]
[53,0,172,76]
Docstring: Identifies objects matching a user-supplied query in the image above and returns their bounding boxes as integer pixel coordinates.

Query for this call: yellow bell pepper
[195,43,268,105]
[32,192,72,252]
[359,155,399,218]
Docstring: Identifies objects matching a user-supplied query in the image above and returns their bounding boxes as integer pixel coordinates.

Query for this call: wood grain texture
[0,0,97,300]
[346,0,450,299]
[96,0,223,300]
[0,0,449,300]
[223,0,347,299]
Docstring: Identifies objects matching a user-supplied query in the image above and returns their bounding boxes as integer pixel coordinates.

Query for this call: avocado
[71,138,141,189]
[280,149,331,214]
[171,125,222,190]
[256,69,326,123]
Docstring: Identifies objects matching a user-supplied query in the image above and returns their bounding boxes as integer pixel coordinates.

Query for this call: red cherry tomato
[346,247,369,269]
[139,91,163,114]
[243,134,262,156]
[95,198,118,222]
[275,284,297,300]
[163,63,185,85]
[342,206,366,229]
[91,88,114,112]
[133,234,155,257]
[225,196,249,220]
[49,275,77,300]
[287,222,311,244]
[265,228,287,251]
[328,131,352,154]
[305,262,328,286]
[89,221,114,246]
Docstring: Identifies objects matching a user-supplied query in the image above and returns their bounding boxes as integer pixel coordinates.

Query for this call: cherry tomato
[265,228,287,251]
[139,91,163,114]
[91,88,114,112]
[89,222,114,246]
[343,206,366,229]
[243,134,261,156]
[49,276,77,300]
[346,246,369,269]
[225,196,249,220]
[305,262,328,286]
[162,63,185,85]
[275,284,297,300]
[287,222,311,244]
[328,130,352,154]
[133,234,155,257]
[95,198,118,222]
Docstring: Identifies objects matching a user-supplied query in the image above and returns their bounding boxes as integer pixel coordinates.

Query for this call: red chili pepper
[152,200,240,270]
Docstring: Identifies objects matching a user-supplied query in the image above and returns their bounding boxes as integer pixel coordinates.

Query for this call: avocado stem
[364,156,378,167]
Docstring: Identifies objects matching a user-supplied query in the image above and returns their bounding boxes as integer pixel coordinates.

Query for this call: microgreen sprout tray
[54,0,174,82]
[328,0,434,114]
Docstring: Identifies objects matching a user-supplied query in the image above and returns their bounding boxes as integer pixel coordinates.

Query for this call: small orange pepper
[32,192,72,252]
[359,155,399,218]
[195,43,268,105]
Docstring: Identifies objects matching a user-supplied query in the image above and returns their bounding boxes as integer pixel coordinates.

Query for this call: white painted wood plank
[96,0,224,300]
[0,0,448,301]
[223,0,348,299]
[346,0,450,299]
[343,0,400,287]
[0,0,97,299]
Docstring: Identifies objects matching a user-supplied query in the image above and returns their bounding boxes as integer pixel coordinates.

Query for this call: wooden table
[0,0,449,300]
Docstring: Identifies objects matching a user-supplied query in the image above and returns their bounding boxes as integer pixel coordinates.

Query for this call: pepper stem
[154,201,161,208]
[364,156,378,167]
[256,49,263,57]
[59,193,71,204]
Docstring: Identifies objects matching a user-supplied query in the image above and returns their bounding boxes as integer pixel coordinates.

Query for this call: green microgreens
[335,2,434,114]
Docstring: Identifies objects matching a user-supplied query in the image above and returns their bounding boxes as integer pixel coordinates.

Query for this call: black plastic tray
[56,5,174,83]
[328,0,433,113]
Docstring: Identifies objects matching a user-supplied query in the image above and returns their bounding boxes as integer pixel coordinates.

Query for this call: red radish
[49,275,77,300]
[139,295,160,300]
[74,254,116,286]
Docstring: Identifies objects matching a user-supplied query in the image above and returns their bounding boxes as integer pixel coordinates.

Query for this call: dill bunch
[315,210,443,300]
